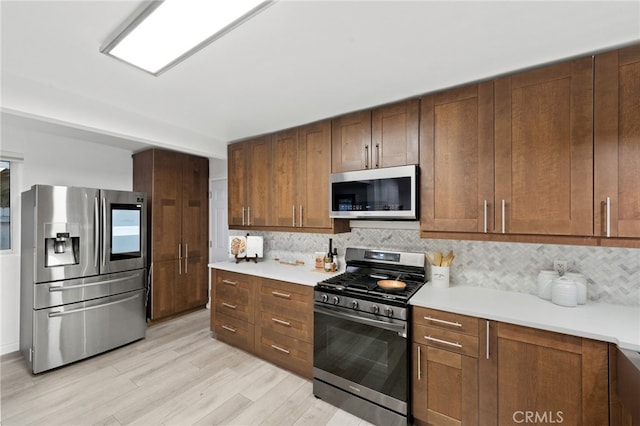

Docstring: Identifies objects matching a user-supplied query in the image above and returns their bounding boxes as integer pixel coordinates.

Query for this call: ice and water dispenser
[44,223,80,267]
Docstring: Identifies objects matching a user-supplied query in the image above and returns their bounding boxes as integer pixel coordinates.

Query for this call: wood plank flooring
[1,309,372,426]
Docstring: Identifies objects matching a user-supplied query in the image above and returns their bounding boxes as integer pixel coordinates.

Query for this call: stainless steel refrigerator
[20,185,147,373]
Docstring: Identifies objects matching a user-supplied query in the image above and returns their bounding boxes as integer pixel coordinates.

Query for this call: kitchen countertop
[410,285,640,351]
[209,259,343,286]
[209,260,640,351]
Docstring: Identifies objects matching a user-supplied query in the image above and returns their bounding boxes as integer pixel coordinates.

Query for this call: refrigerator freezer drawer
[31,289,146,374]
[34,270,146,309]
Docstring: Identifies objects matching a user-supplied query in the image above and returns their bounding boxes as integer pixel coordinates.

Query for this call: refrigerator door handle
[94,197,100,268]
[102,197,107,268]
[48,293,140,317]
[48,274,140,292]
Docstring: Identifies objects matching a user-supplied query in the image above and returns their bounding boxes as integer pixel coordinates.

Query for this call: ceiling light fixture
[101,0,274,76]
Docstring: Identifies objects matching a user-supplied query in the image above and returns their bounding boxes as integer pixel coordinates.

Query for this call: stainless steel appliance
[20,185,147,374]
[313,248,426,425]
[329,165,418,219]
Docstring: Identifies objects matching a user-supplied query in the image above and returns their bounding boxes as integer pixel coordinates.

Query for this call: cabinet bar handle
[178,243,182,275]
[222,302,237,310]
[271,344,290,354]
[501,199,506,234]
[364,145,369,169]
[185,243,188,274]
[292,205,296,227]
[222,325,237,333]
[483,200,488,233]
[375,143,380,168]
[424,316,462,328]
[606,197,611,238]
[247,207,251,226]
[299,205,303,227]
[417,345,422,381]
[242,207,245,226]
[424,335,462,348]
[486,320,490,359]
[222,279,238,286]
[271,317,291,326]
[272,291,291,299]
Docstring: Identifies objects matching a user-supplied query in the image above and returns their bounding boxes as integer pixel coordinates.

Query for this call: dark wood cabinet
[494,57,594,236]
[133,148,209,321]
[420,83,494,234]
[594,44,640,241]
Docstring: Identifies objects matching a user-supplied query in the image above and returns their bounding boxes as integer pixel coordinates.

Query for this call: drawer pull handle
[424,316,462,328]
[222,279,238,286]
[271,344,290,354]
[424,335,462,348]
[272,291,291,299]
[222,325,237,333]
[222,302,237,310]
[271,317,291,326]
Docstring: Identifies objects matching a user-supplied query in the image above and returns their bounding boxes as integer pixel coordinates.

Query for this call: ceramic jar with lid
[551,276,578,307]
[564,272,587,304]
[537,270,559,300]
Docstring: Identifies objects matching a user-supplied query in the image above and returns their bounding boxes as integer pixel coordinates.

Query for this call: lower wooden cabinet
[211,270,313,378]
[412,308,610,426]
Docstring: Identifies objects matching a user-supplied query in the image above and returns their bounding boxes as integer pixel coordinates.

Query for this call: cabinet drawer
[257,310,312,342]
[215,273,254,323]
[414,324,479,358]
[214,312,254,353]
[413,307,479,336]
[260,279,313,321]
[256,328,312,379]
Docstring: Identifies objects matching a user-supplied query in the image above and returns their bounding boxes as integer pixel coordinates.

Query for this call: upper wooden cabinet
[494,57,594,236]
[228,136,272,227]
[420,82,494,233]
[371,99,420,168]
[332,101,419,172]
[594,44,640,240]
[133,148,209,320]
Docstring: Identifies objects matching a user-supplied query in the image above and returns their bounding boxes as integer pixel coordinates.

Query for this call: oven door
[313,303,408,414]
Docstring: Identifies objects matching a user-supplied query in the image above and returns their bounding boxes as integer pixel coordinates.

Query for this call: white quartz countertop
[209,259,342,287]
[410,285,640,351]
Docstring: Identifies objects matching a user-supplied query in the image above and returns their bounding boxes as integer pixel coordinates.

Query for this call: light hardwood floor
[1,309,372,426]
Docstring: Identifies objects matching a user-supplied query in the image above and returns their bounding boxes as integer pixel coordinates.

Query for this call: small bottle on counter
[332,248,338,272]
[324,239,333,272]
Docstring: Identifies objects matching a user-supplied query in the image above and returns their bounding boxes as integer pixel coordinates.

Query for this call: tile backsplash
[231,228,640,306]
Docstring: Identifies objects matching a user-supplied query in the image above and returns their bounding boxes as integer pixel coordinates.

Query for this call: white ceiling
[2,0,639,160]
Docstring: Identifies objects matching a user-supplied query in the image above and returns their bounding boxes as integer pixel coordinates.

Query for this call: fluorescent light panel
[102,0,272,75]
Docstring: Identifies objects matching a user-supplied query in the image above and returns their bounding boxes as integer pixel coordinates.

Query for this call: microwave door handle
[314,304,407,336]
[94,197,100,268]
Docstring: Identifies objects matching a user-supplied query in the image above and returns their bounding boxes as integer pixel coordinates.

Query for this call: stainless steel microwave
[329,165,419,219]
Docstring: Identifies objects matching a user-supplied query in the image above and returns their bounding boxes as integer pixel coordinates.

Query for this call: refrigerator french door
[20,185,147,374]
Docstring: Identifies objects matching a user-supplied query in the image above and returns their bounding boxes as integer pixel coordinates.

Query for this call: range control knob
[332,296,340,305]
[350,300,359,309]
[371,304,380,314]
[384,307,394,317]
[321,294,328,303]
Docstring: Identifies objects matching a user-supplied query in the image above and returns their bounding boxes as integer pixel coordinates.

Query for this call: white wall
[0,120,134,355]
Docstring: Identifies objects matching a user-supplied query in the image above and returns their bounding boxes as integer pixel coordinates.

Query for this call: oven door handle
[314,304,407,337]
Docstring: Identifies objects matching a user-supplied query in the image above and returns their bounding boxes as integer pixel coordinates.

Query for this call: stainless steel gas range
[313,247,426,425]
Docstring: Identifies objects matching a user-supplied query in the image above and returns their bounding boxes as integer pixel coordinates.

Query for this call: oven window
[331,177,412,212]
[110,204,142,260]
[314,310,407,402]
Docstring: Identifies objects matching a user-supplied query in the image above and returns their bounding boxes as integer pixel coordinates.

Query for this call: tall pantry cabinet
[133,148,209,321]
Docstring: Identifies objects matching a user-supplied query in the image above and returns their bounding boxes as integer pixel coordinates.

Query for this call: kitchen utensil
[425,252,434,266]
[377,279,407,291]
[434,252,443,266]
[551,276,578,307]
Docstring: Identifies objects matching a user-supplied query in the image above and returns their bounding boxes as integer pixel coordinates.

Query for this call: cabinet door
[495,323,609,425]
[272,128,299,227]
[178,255,207,310]
[595,44,640,239]
[331,110,372,172]
[495,58,593,235]
[152,150,182,262]
[227,142,247,226]
[299,120,332,228]
[151,259,177,319]
[246,136,272,226]
[181,154,209,260]
[372,99,419,168]
[412,343,478,425]
[421,83,494,233]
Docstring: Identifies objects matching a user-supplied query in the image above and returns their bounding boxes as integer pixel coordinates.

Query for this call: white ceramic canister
[537,270,559,300]
[551,276,578,307]
[564,272,587,304]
